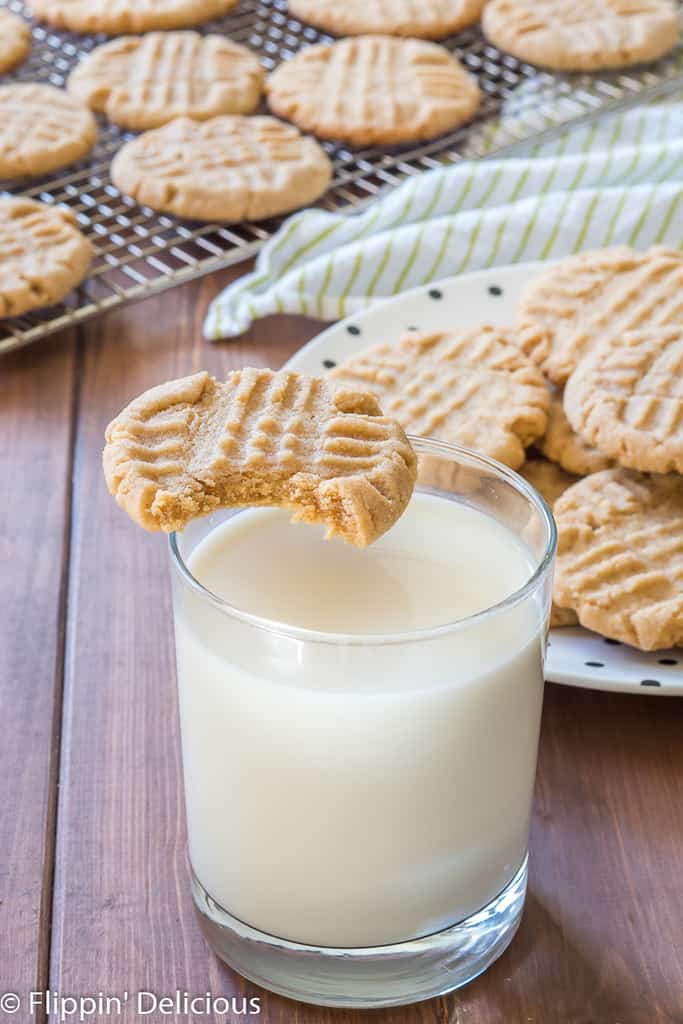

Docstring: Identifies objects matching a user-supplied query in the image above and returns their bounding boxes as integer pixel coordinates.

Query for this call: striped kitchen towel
[204,100,683,340]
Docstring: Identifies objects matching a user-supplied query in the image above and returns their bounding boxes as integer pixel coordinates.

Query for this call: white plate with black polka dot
[286,262,683,696]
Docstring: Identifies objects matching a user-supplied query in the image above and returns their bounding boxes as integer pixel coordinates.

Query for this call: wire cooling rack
[2,0,683,355]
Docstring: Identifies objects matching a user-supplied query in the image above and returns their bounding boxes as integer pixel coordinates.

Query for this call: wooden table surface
[2,266,683,1024]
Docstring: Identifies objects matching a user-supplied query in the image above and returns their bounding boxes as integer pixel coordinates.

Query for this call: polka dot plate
[285,262,683,696]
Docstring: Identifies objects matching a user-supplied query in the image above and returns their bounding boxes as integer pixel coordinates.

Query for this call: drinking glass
[169,438,557,1008]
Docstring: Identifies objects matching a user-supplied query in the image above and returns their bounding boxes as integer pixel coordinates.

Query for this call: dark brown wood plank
[49,271,331,1019]
[0,334,77,1004]
[459,683,683,1024]
[50,274,683,1024]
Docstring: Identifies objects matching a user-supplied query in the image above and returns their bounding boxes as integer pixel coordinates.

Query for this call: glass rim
[168,436,557,648]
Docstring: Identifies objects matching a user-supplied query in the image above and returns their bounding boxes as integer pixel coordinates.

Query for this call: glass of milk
[169,437,556,1008]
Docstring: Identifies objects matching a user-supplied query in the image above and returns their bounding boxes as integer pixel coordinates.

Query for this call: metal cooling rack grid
[2,0,683,356]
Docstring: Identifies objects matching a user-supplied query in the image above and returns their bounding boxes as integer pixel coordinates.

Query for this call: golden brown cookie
[0,84,97,179]
[521,457,580,627]
[103,368,417,546]
[554,469,683,650]
[330,327,549,469]
[28,0,239,34]
[521,457,579,509]
[111,116,332,222]
[288,0,486,39]
[266,35,482,146]
[482,0,679,71]
[0,9,31,73]
[537,383,613,476]
[68,32,263,131]
[564,327,683,475]
[549,604,581,629]
[0,197,92,317]
[518,246,683,386]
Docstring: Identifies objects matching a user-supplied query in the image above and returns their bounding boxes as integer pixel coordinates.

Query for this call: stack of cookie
[519,245,683,651]
[330,245,683,652]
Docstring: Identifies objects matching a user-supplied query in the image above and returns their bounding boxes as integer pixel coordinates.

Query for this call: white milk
[173,493,546,948]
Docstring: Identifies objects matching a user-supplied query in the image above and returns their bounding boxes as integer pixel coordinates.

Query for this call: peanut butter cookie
[483,0,679,71]
[554,469,683,650]
[0,84,97,179]
[110,116,332,222]
[0,197,92,317]
[29,0,239,34]
[288,0,486,39]
[331,326,549,469]
[0,10,31,73]
[521,457,579,627]
[103,368,417,546]
[68,32,263,131]
[267,35,482,146]
[564,327,683,475]
[537,384,614,476]
[518,246,683,385]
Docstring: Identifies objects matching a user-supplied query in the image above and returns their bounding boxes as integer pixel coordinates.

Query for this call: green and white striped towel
[204,100,683,340]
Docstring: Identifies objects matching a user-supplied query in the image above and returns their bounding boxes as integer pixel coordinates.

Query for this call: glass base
[192,855,527,1009]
